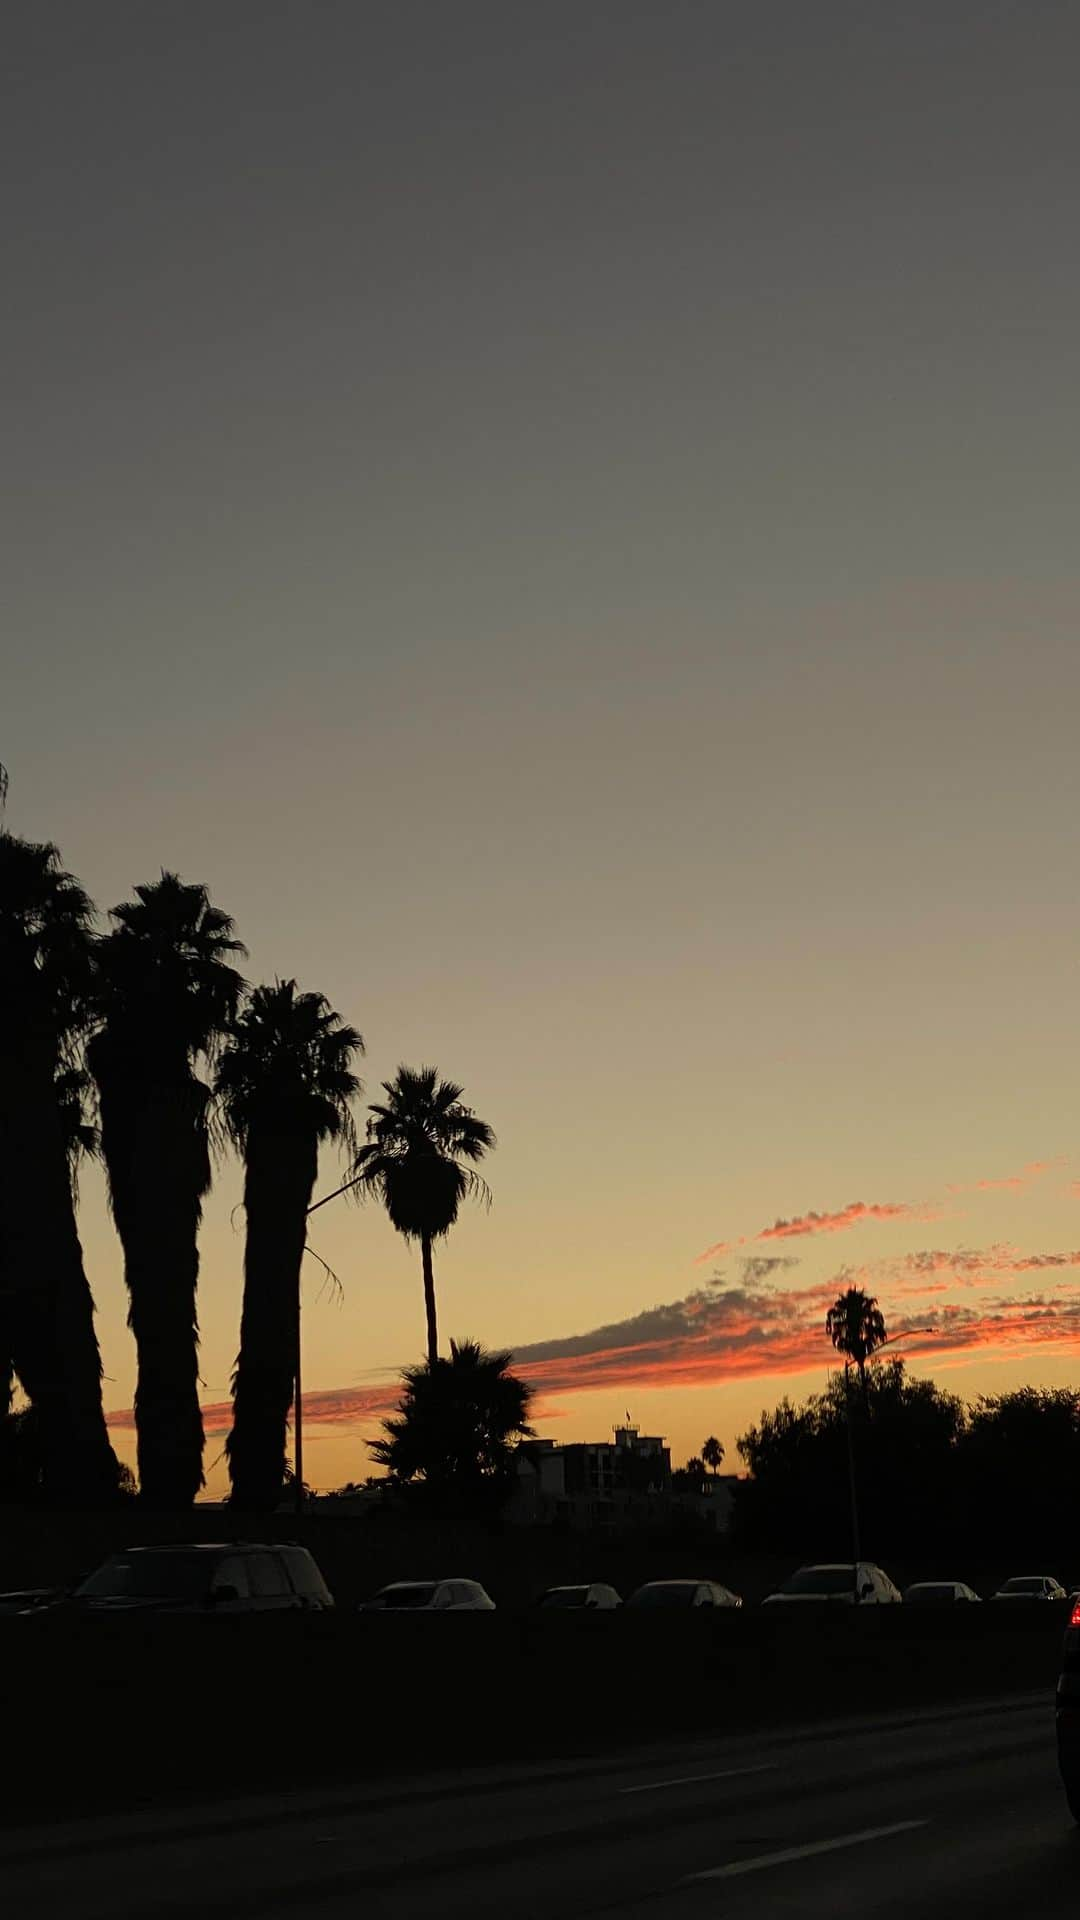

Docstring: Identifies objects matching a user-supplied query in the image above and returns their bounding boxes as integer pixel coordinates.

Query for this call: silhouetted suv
[61,1543,334,1613]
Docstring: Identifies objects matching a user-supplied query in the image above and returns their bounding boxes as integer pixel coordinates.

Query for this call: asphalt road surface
[4,1693,1075,1917]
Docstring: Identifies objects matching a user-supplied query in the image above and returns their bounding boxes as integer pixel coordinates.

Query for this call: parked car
[991,1575,1066,1602]
[361,1579,496,1611]
[0,1588,60,1616]
[762,1562,902,1606]
[537,1583,622,1610]
[625,1580,742,1610]
[54,1543,333,1613]
[903,1581,981,1605]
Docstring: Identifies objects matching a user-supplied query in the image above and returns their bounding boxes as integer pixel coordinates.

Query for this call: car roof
[118,1542,279,1556]
[638,1579,708,1587]
[379,1578,471,1589]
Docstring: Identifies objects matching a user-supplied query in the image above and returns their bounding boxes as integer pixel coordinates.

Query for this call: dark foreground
[2,1693,1073,1917]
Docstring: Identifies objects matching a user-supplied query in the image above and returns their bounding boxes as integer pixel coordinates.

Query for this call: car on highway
[56,1543,334,1613]
[360,1579,496,1611]
[537,1583,622,1609]
[625,1580,742,1609]
[903,1581,981,1605]
[991,1574,1066,1602]
[1057,1592,1080,1817]
[0,1588,61,1616]
[762,1562,902,1606]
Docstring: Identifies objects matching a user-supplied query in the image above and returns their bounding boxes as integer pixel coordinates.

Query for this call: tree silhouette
[371,1339,533,1496]
[702,1435,725,1476]
[0,830,120,1504]
[89,873,245,1507]
[825,1286,887,1389]
[351,1066,494,1369]
[217,981,363,1509]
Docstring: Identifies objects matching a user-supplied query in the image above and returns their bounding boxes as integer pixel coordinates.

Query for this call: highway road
[3,1693,1075,1916]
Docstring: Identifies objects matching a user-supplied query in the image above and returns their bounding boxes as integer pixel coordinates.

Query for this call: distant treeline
[735,1362,1080,1562]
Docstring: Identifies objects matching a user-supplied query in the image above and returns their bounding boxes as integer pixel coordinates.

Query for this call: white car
[903,1581,981,1605]
[626,1580,742,1610]
[991,1575,1066,1603]
[537,1583,622,1610]
[763,1562,902,1606]
[360,1579,495,1612]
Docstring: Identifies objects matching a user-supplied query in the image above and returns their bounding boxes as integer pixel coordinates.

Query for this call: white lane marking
[685,1818,928,1880]
[620,1762,777,1796]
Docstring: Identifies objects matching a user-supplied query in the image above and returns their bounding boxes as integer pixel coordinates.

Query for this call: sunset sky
[7,3,1080,1492]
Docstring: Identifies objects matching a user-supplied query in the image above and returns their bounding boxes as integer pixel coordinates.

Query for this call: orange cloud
[697,1198,934,1265]
[760,1200,916,1242]
[103,1240,1080,1440]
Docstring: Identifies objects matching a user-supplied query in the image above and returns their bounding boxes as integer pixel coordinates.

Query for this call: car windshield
[1000,1577,1047,1594]
[76,1554,216,1600]
[375,1584,439,1609]
[540,1587,590,1608]
[628,1584,698,1608]
[778,1567,856,1596]
[906,1584,956,1602]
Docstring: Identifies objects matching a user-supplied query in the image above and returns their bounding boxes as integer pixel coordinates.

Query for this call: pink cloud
[696,1197,935,1265]
[759,1200,916,1242]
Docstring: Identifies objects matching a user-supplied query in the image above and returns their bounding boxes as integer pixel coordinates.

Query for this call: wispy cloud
[697,1198,937,1266]
[759,1201,918,1242]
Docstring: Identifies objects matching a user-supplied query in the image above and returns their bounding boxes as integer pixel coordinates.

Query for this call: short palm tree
[0,829,120,1503]
[370,1339,533,1493]
[702,1435,725,1476]
[216,980,363,1509]
[825,1286,887,1389]
[89,873,245,1507]
[351,1066,494,1369]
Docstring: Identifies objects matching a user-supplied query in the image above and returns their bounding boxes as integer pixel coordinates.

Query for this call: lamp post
[839,1328,934,1597]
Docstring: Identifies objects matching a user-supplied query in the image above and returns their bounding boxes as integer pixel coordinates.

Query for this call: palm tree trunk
[95,1071,209,1507]
[227,1124,316,1510]
[421,1235,438,1370]
[0,1039,119,1505]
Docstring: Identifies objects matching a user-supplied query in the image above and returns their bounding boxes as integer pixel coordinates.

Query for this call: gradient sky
[6,2,1080,1491]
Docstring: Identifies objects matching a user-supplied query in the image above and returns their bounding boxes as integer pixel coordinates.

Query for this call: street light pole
[294,1283,304,1520]
[839,1328,934,1599]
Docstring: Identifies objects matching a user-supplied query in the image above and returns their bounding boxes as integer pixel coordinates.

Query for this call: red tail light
[1069,1599,1080,1628]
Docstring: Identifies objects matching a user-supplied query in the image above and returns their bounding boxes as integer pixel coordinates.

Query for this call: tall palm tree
[370,1338,533,1493]
[216,980,363,1510]
[825,1286,887,1390]
[351,1066,494,1369]
[89,873,245,1507]
[702,1435,725,1476]
[0,830,120,1503]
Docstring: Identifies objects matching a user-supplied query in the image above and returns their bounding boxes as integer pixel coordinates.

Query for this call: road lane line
[685,1818,928,1879]
[621,1763,777,1795]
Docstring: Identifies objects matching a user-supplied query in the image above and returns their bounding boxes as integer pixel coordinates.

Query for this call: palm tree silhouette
[0,830,120,1503]
[216,981,363,1510]
[351,1066,494,1369]
[825,1286,887,1390]
[89,873,245,1507]
[371,1338,533,1492]
[702,1435,725,1476]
